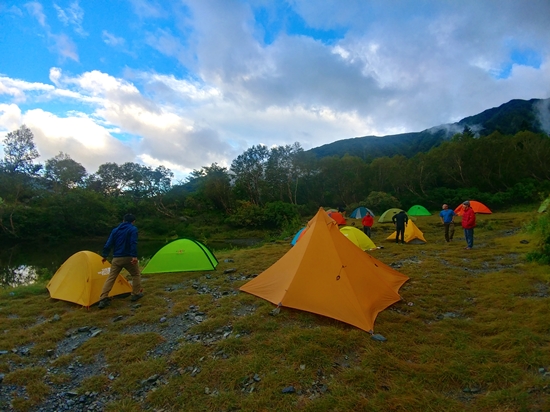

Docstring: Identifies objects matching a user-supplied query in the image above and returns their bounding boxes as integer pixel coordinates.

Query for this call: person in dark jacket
[392,211,408,244]
[461,201,476,250]
[98,214,142,308]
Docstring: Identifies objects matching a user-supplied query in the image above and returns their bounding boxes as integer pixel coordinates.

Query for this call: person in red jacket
[461,201,476,249]
[362,212,374,237]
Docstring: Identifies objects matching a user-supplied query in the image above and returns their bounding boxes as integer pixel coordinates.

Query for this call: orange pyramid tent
[386,220,427,244]
[47,251,132,307]
[454,200,492,216]
[240,208,409,332]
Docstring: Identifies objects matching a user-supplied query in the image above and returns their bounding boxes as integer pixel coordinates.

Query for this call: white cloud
[24,1,47,27]
[102,30,126,47]
[54,1,86,36]
[22,109,134,173]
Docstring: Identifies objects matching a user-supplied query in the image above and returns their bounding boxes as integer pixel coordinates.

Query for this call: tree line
[1,125,549,242]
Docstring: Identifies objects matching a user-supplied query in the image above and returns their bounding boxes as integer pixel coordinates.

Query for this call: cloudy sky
[1,0,549,180]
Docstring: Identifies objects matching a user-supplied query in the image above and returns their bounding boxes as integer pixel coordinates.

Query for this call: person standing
[439,204,456,242]
[392,210,408,244]
[461,201,476,250]
[99,213,143,309]
[362,212,374,238]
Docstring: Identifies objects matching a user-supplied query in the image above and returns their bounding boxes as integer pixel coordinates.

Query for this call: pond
[0,237,263,288]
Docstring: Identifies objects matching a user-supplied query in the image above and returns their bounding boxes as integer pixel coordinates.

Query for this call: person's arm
[130,226,138,264]
[101,229,116,262]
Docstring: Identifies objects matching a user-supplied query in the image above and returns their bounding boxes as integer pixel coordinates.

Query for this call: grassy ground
[1,211,549,411]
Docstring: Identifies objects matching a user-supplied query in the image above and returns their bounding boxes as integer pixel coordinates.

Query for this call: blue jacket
[102,222,138,258]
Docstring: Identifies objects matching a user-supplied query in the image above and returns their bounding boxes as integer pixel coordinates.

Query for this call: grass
[1,211,550,411]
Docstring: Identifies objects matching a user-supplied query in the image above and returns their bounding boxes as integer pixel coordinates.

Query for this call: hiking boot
[130,293,144,302]
[98,299,111,309]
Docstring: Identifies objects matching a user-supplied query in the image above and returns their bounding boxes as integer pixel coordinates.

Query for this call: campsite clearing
[1,210,548,412]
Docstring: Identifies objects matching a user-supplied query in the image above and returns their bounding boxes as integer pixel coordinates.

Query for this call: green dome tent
[538,197,550,213]
[142,239,218,274]
[378,208,404,223]
[407,205,431,216]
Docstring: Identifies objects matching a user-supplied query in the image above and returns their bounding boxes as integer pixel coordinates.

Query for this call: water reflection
[0,265,39,287]
[1,238,262,287]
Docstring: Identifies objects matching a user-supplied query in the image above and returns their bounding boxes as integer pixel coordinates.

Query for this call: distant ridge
[308,97,550,161]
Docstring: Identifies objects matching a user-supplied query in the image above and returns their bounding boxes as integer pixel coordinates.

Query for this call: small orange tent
[454,200,492,216]
[240,208,409,332]
[387,220,427,244]
[327,211,346,225]
[47,251,132,307]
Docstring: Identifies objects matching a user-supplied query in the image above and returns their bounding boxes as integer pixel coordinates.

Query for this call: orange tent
[327,211,346,225]
[240,208,409,332]
[454,200,492,216]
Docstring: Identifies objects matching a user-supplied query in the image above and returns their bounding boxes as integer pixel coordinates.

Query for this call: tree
[0,125,42,175]
[230,145,270,205]
[44,152,87,191]
[264,143,304,204]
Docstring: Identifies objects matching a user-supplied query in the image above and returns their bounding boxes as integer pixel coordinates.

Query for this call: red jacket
[461,208,476,229]
[362,215,374,227]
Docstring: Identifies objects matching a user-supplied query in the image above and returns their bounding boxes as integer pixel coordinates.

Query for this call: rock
[141,374,159,385]
[282,386,296,394]
[371,334,387,342]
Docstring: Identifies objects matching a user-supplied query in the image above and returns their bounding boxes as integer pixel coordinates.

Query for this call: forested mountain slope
[309,97,550,160]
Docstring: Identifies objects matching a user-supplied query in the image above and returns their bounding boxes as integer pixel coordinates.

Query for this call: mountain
[308,97,550,160]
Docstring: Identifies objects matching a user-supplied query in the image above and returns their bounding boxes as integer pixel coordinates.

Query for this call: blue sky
[1,0,549,180]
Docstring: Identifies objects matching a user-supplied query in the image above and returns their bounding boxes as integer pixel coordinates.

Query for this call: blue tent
[350,206,375,219]
[290,227,306,245]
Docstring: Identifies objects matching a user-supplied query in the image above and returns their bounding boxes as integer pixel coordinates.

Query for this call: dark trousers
[363,226,371,238]
[464,228,474,248]
[396,227,405,244]
[444,222,455,242]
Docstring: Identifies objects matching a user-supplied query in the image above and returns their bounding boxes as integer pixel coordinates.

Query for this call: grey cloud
[139,125,236,171]
[535,99,550,135]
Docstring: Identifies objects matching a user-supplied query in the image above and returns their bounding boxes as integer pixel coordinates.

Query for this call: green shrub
[525,213,550,264]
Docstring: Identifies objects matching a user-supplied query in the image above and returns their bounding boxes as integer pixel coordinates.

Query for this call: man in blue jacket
[98,213,143,309]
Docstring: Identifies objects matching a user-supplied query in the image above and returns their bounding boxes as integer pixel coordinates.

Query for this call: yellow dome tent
[47,251,132,307]
[386,220,427,244]
[240,208,409,332]
[339,226,376,250]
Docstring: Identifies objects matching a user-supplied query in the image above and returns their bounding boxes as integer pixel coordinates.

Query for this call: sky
[1,0,549,181]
